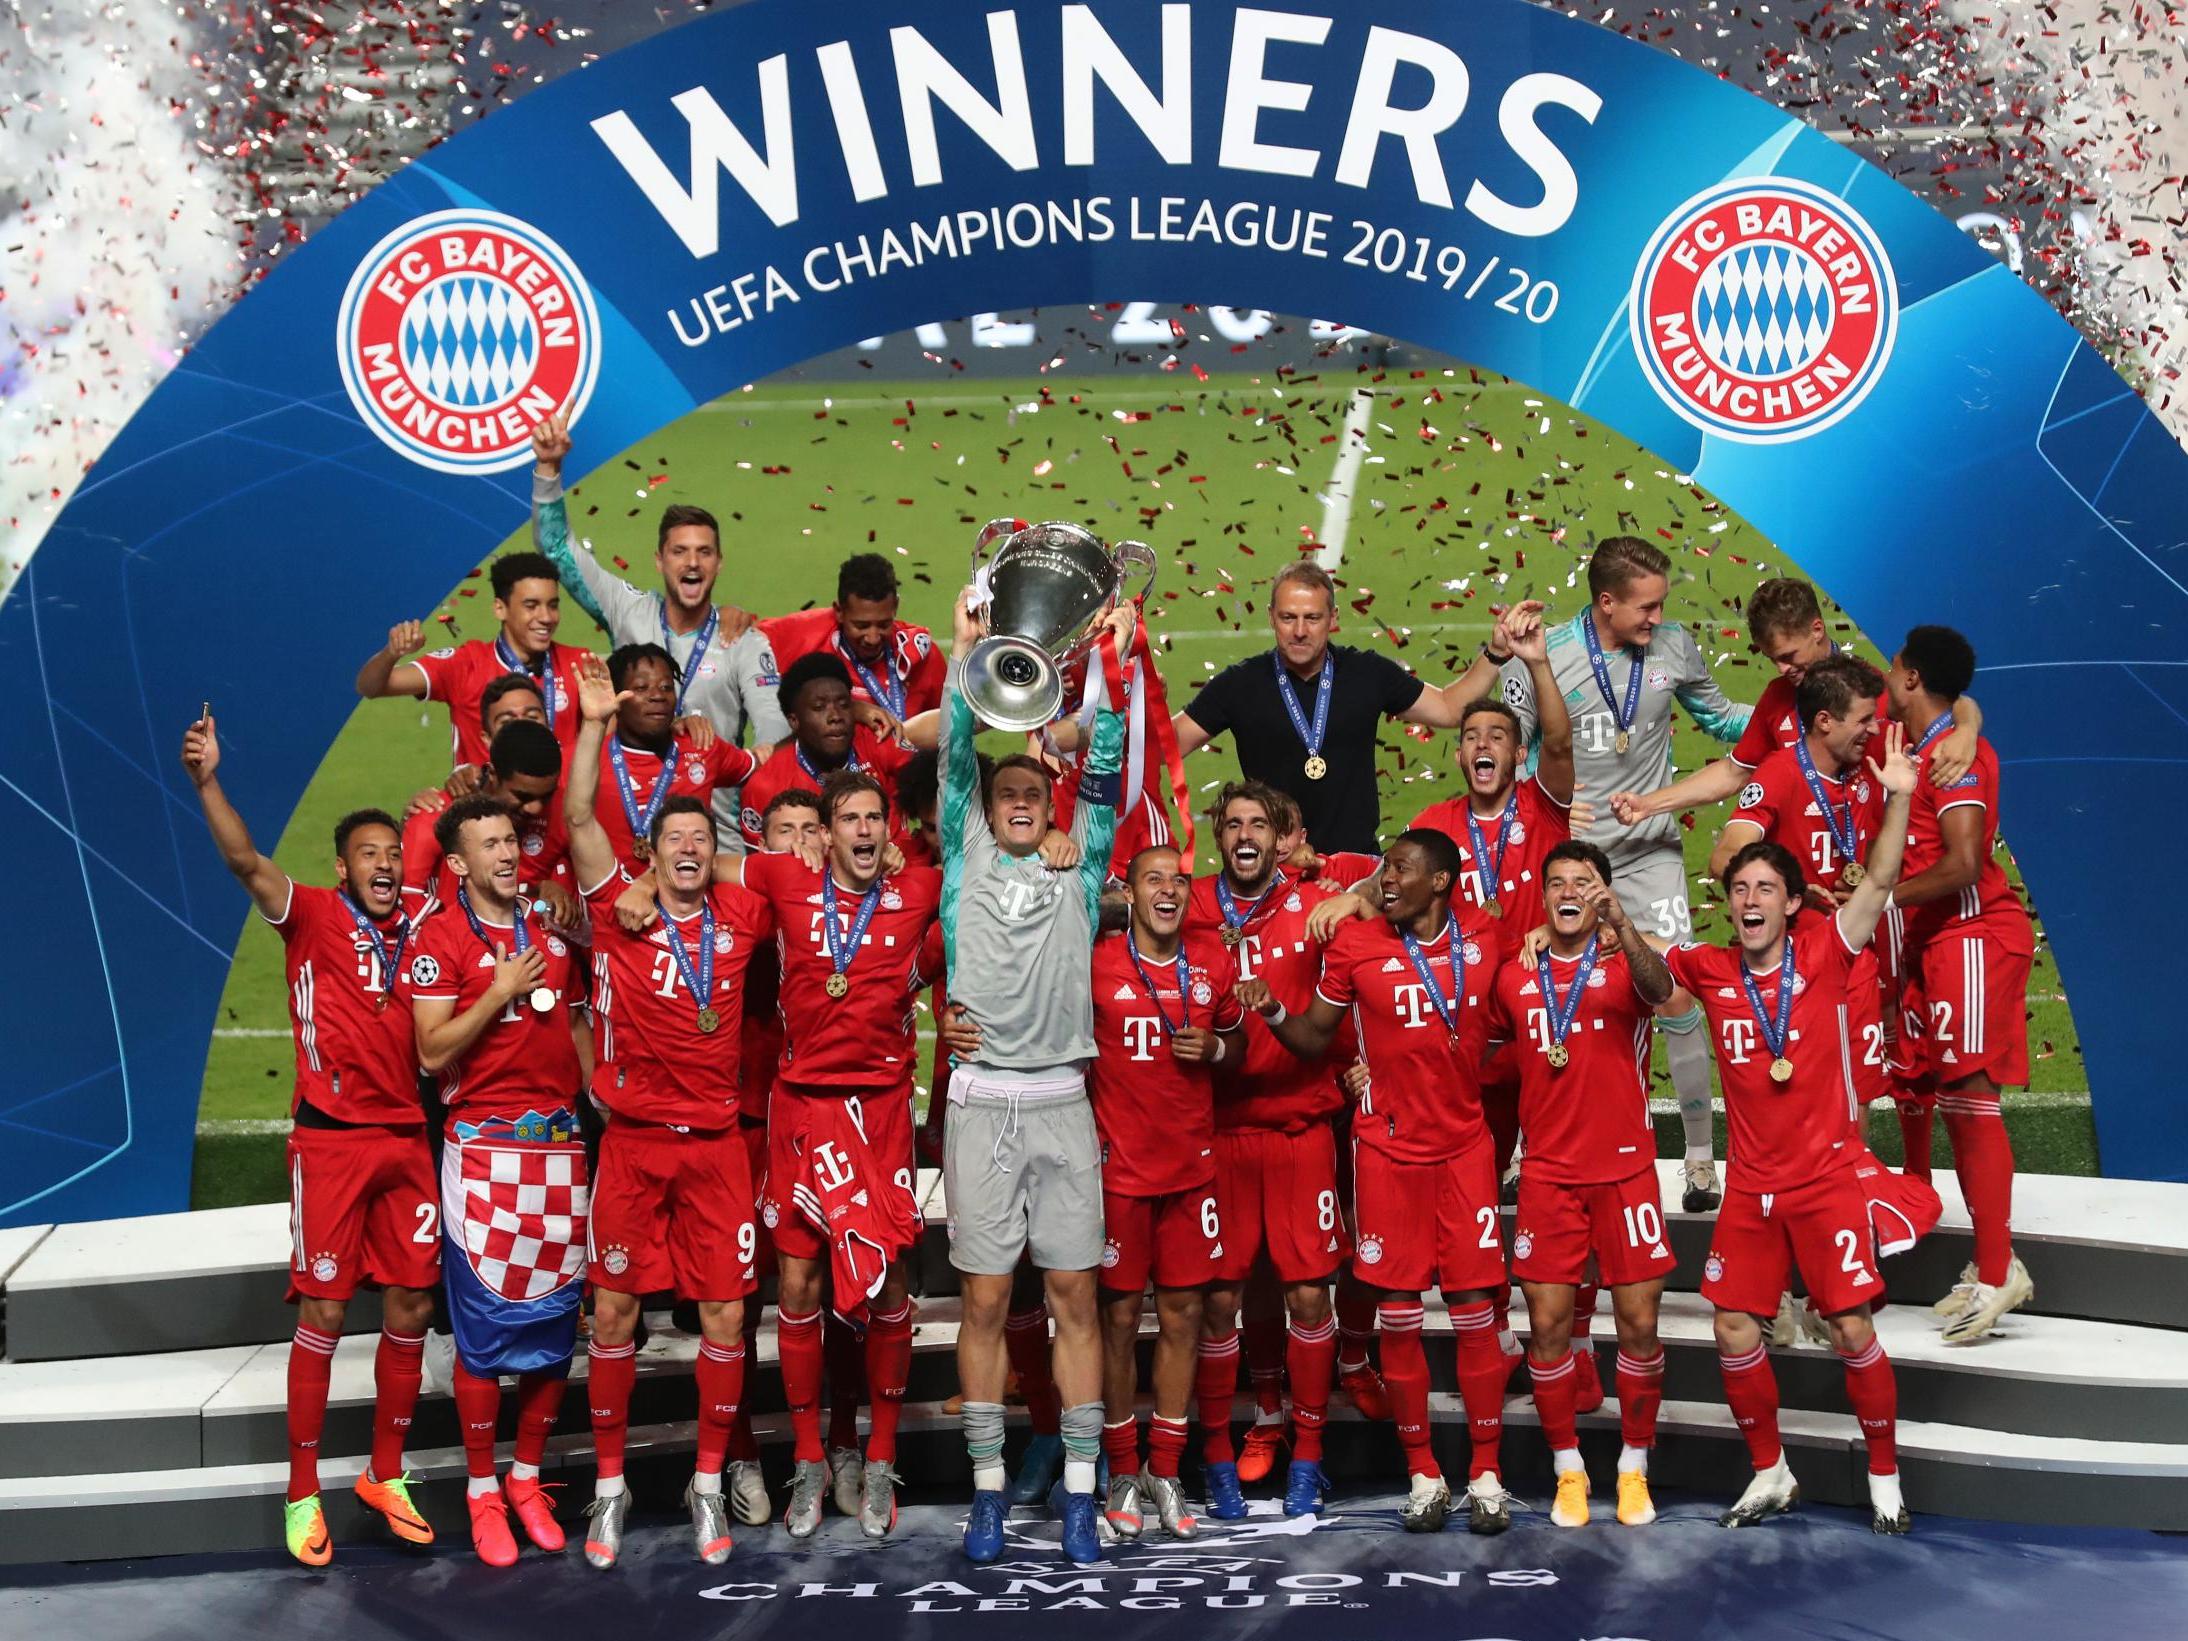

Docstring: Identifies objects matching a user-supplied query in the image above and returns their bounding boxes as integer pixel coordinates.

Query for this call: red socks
[1376,1302,1435,1477]
[1197,1330,1240,1463]
[286,1324,339,1501]
[1838,1335,1899,1474]
[1286,1317,1337,1463]
[1335,1280,1377,1372]
[1941,1093,2016,1285]
[1719,1343,1782,1469]
[1103,1417,1141,1474]
[777,1307,826,1464]
[1527,1350,1579,1455]
[370,1327,424,1482]
[864,1302,914,1464]
[728,1307,762,1461]
[586,1338,638,1482]
[825,1312,865,1452]
[513,1371,564,1469]
[452,1360,503,1478]
[1451,1300,1508,1479]
[695,1337,747,1476]
[1245,1312,1286,1418]
[1897,1093,1934,1182]
[1148,1414,1189,1479]
[1615,1348,1666,1451]
[1005,1304,1061,1435]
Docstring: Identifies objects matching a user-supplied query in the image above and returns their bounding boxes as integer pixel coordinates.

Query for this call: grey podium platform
[2,1164,2185,1562]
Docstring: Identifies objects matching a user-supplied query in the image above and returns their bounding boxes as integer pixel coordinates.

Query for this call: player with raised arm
[1658,722,1919,1535]
[529,415,785,844]
[181,712,436,1567]
[1491,842,1679,1529]
[762,551,947,725]
[401,796,589,1567]
[737,651,915,847]
[588,642,772,873]
[565,655,767,1570]
[1238,829,1516,1536]
[1495,537,1749,1214]
[941,586,1136,1568]
[1884,626,2038,1344]
[1089,846,1245,1542]
[354,556,592,768]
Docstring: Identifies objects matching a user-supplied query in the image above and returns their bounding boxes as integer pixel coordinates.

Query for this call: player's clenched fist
[384,620,426,661]
[181,710,220,784]
[1169,1026,1221,1063]
[1234,975,1279,1016]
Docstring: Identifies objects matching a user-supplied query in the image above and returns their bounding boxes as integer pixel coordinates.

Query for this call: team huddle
[182,413,2038,1572]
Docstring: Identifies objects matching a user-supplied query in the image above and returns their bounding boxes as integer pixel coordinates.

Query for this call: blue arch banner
[6,0,2184,1222]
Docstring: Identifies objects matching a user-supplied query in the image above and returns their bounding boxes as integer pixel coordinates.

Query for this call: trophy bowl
[960,520,1156,732]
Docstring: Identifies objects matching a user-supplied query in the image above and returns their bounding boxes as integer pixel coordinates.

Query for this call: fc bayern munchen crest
[336,208,602,475]
[1630,177,1897,444]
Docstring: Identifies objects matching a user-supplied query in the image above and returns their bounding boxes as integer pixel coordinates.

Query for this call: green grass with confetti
[191,368,2091,1206]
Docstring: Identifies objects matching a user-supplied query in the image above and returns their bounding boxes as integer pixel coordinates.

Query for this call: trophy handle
[1110,539,1158,608]
[969,516,1024,582]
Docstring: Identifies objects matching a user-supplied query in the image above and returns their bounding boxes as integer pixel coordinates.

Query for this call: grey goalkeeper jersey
[1498,613,1749,866]
[532,471,789,848]
[939,657,1122,1077]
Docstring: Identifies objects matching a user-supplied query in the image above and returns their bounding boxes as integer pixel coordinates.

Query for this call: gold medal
[825,972,850,999]
[1839,863,1866,888]
[1486,899,1504,921]
[374,994,389,1014]
[632,838,652,865]
[1614,730,1631,756]
[1546,1042,1570,1069]
[696,1006,721,1034]
[1221,926,1242,948]
[1304,754,1328,781]
[1769,1055,1795,1084]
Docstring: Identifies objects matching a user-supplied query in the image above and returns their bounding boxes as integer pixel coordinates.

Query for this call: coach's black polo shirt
[1183,643,1425,855]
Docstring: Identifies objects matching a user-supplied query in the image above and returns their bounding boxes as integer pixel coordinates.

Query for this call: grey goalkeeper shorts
[942,1068,1104,1276]
[1610,845,1696,945]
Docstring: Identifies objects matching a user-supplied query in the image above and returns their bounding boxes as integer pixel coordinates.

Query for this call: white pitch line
[1313,387,1377,572]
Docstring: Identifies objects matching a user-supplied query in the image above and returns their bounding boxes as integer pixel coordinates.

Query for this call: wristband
[1210,1035,1227,1065]
[1482,641,1511,664]
[1264,1000,1289,1026]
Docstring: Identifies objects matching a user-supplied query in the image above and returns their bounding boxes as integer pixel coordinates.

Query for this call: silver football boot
[582,1489,631,1569]
[830,1445,866,1516]
[1140,1471,1199,1540]
[685,1477,733,1564]
[784,1457,831,1539]
[725,1458,770,1526]
[859,1458,901,1539]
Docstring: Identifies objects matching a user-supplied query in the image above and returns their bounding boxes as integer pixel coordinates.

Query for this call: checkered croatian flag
[440,1108,588,1376]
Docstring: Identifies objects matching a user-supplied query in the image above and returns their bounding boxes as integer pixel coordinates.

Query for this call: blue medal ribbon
[1466,790,1518,912]
[1214,868,1288,938]
[1580,616,1642,744]
[495,636,556,722]
[609,734,674,850]
[657,896,717,1020]
[1271,649,1334,763]
[455,885,530,959]
[797,743,860,784]
[839,633,907,720]
[1125,930,1194,1039]
[1738,934,1798,1069]
[1791,735,1861,871]
[1914,711,1954,757]
[661,606,719,716]
[1540,933,1599,1054]
[337,890,409,1000]
[821,870,883,985]
[1399,918,1469,1041]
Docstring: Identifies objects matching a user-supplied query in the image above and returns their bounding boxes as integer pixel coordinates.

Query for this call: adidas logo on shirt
[1114,984,1138,1001]
[1382,958,1406,973]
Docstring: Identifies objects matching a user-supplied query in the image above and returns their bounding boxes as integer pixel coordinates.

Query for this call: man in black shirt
[1177,562,1505,855]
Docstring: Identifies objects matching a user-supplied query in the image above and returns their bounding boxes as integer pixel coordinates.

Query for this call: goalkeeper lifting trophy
[957,518,1157,731]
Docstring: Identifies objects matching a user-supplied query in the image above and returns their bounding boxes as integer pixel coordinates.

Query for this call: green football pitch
[190,368,2093,1206]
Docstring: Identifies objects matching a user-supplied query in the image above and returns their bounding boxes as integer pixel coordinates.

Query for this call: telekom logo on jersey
[588,8,1606,257]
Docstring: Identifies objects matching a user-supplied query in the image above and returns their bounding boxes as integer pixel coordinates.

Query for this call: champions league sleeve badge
[1631,178,1897,444]
[337,209,602,475]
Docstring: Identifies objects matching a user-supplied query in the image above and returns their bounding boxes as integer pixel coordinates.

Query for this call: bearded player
[566,655,767,1569]
[1660,721,1918,1535]
[403,796,590,1567]
[1088,846,1245,1542]
[1491,842,1678,1529]
[1240,829,1516,1536]
[1885,626,2037,1345]
[182,712,436,1566]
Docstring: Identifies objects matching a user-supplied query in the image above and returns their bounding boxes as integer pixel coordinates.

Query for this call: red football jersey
[1732,672,1893,770]
[399,788,571,915]
[581,871,771,1129]
[1087,930,1242,1195]
[1184,871,1348,1132]
[759,607,946,719]
[266,884,424,1127]
[740,852,943,1093]
[1900,717,2034,949]
[1730,745,1885,893]
[400,897,583,1120]
[594,732,763,872]
[1666,913,1867,1191]
[1316,908,1499,1165]
[1410,776,1574,960]
[413,639,593,769]
[736,729,913,847]
[1309,850,1384,889]
[1488,943,1654,1185]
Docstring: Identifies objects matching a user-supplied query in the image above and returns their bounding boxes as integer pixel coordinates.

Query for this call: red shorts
[1212,1126,1346,1284]
[1101,1183,1223,1293]
[760,1086,918,1304]
[1847,946,1891,1106]
[286,1123,439,1301]
[1511,1167,1677,1288]
[739,1119,775,1278]
[1701,1167,1887,1319]
[1853,1150,1943,1256]
[1349,1141,1505,1296]
[1919,931,2031,1087]
[588,1122,756,1300]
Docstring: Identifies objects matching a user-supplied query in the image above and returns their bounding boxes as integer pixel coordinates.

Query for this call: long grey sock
[1664,1015,1716,1161]
[963,1400,1007,1493]
[1060,1400,1103,1496]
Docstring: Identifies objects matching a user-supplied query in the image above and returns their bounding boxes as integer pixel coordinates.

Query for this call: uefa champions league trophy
[957,518,1156,732]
